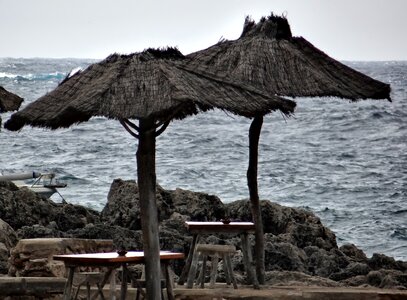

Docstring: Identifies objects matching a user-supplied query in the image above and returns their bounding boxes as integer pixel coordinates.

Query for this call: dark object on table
[117,250,127,256]
[221,218,231,224]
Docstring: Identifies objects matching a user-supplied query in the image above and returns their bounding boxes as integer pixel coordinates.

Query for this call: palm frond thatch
[186,14,391,101]
[5,48,295,131]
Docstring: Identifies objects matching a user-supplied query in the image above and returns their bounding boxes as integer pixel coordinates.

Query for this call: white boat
[0,171,67,198]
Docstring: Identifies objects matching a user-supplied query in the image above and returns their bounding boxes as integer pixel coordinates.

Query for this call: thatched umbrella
[184,14,391,284]
[0,86,23,129]
[5,48,295,299]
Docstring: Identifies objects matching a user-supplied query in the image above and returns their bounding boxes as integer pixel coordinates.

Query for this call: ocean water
[0,58,406,261]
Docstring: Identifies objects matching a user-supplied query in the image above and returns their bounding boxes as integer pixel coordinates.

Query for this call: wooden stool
[72,272,105,300]
[187,244,238,289]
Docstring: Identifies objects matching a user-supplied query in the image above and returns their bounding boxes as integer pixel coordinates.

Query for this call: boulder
[339,243,368,263]
[368,253,407,271]
[101,179,226,228]
[226,200,337,250]
[0,180,100,233]
[264,240,307,272]
[67,223,143,251]
[169,187,226,221]
[0,219,18,274]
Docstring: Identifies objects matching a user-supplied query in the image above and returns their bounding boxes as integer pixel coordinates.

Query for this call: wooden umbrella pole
[247,115,265,285]
[137,117,162,300]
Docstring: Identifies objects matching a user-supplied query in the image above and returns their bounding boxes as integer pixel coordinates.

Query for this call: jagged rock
[0,219,18,274]
[0,180,100,232]
[100,179,143,230]
[368,253,407,271]
[264,240,307,272]
[101,179,179,229]
[339,243,368,262]
[17,224,65,239]
[101,179,226,229]
[0,182,59,229]
[55,203,100,232]
[226,200,337,250]
[329,262,371,281]
[67,223,143,251]
[0,219,18,273]
[0,219,18,250]
[265,270,342,287]
[304,246,349,278]
[169,187,225,221]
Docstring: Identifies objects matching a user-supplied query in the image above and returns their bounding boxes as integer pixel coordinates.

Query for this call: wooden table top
[185,221,255,233]
[53,251,185,266]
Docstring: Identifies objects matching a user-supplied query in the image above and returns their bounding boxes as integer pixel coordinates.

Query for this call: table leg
[63,266,75,300]
[120,264,128,300]
[110,268,117,300]
[186,248,201,288]
[241,233,259,289]
[178,234,199,285]
[162,262,174,300]
[89,268,114,300]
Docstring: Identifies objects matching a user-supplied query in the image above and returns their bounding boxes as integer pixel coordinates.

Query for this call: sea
[0,58,406,261]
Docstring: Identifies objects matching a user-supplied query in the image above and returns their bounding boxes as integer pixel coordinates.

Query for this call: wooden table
[54,251,184,300]
[178,221,258,288]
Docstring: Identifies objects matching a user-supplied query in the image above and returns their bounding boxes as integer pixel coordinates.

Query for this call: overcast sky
[1,0,406,61]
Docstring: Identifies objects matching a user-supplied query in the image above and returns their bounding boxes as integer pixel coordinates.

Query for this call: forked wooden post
[137,117,162,300]
[247,115,265,285]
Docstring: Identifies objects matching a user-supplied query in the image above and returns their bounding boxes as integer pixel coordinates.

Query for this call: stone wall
[9,238,113,277]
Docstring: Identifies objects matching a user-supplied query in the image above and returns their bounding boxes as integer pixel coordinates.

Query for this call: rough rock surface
[9,238,113,277]
[1,178,406,289]
[101,179,226,228]
[0,219,18,273]
[0,181,99,234]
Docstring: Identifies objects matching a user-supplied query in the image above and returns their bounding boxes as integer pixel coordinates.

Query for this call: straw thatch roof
[185,14,391,101]
[0,86,23,113]
[5,48,295,131]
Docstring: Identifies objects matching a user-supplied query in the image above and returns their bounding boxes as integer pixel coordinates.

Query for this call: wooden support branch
[155,121,170,137]
[247,115,265,285]
[120,119,139,139]
[123,118,139,131]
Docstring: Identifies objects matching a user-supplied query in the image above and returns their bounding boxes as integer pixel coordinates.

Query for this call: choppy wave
[0,71,66,81]
[0,58,406,261]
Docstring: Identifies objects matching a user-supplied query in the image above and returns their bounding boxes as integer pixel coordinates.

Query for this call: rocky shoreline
[0,179,406,289]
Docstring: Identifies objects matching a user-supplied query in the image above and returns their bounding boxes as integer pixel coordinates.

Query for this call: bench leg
[197,255,207,288]
[222,254,231,285]
[224,254,238,289]
[209,255,219,289]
